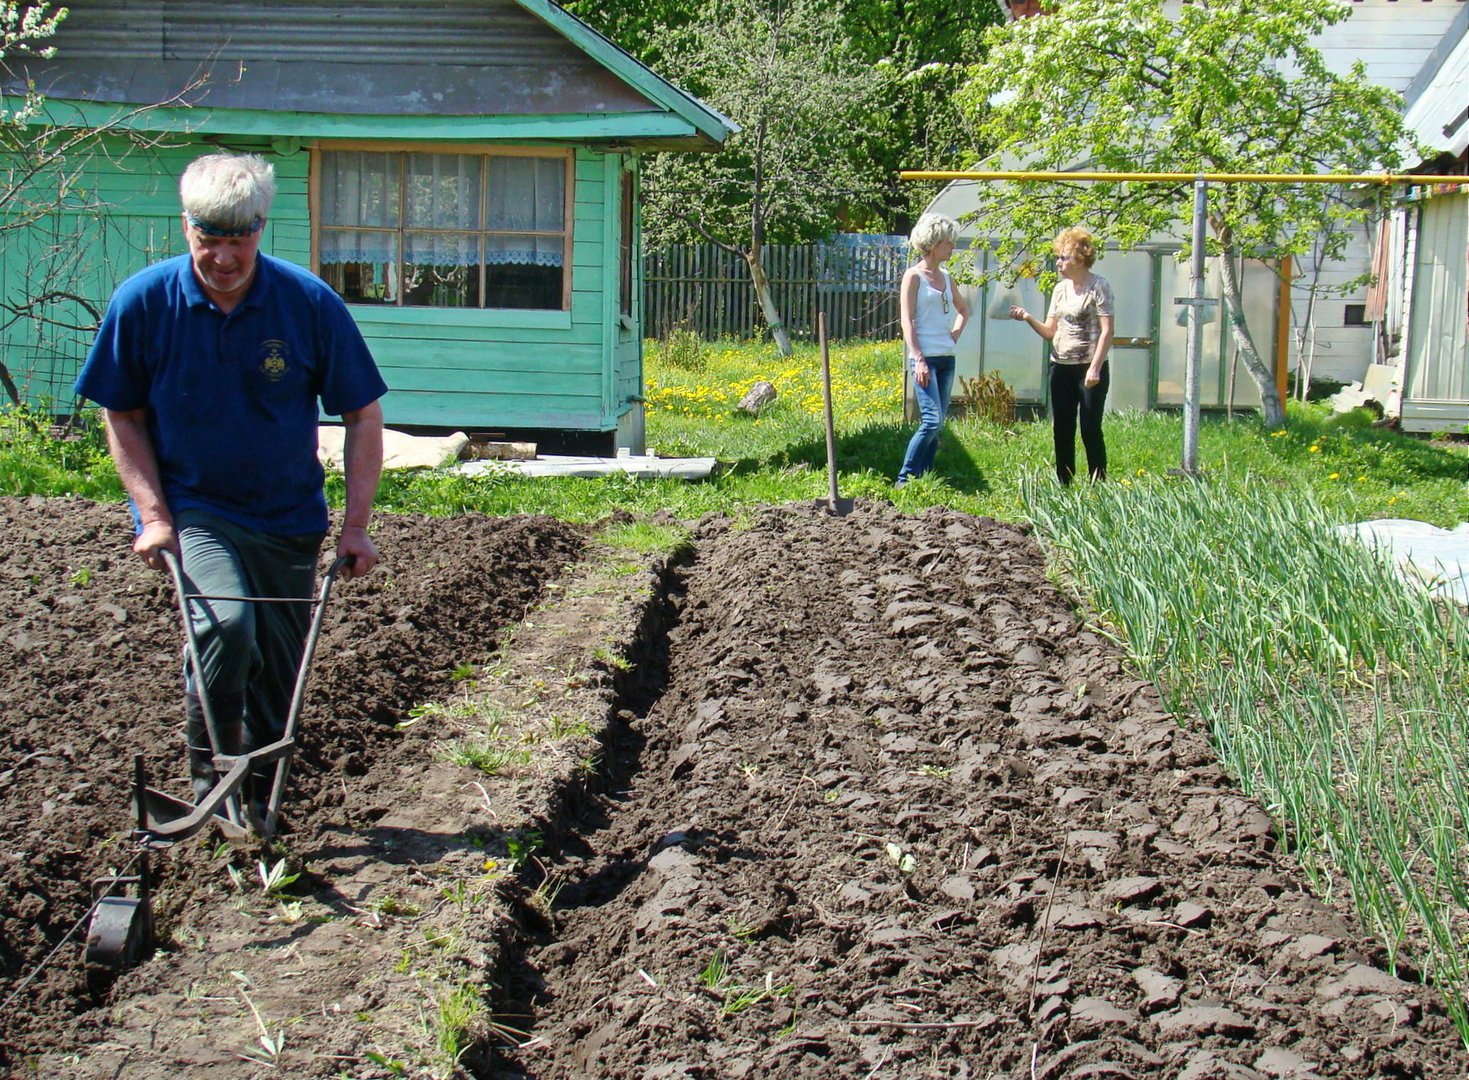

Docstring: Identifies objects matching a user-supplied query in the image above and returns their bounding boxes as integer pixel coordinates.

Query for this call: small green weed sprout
[257,858,301,897]
[697,950,729,990]
[546,714,593,740]
[598,519,690,555]
[504,830,543,872]
[364,1051,408,1077]
[592,646,633,672]
[884,842,917,874]
[370,895,422,919]
[433,983,485,1066]
[695,952,793,1017]
[445,742,532,776]
[721,973,794,1017]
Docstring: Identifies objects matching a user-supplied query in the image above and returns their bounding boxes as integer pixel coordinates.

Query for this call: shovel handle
[819,312,840,507]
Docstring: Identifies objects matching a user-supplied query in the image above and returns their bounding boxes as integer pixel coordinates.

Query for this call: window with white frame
[317,149,570,310]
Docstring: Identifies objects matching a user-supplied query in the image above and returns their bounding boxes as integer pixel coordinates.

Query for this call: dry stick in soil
[1025,837,1071,1080]
[1028,834,1071,1017]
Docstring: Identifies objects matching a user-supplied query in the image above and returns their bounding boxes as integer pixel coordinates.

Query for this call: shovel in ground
[815,311,855,516]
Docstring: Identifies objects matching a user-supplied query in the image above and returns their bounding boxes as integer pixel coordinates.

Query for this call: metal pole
[1182,177,1206,475]
[900,169,1469,185]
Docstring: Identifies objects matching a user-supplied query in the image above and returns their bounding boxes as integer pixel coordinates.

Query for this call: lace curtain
[319,151,565,267]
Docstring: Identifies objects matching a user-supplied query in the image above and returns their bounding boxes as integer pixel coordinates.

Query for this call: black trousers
[1049,361,1109,483]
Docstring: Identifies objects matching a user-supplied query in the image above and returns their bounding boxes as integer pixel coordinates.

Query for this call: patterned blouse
[1049,275,1114,365]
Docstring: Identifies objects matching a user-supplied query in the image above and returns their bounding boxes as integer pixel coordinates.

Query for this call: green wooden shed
[2,0,733,452]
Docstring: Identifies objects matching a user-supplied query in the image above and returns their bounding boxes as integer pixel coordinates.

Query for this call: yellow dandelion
[1134,468,1146,477]
[1356,476,1367,483]
[1328,472,1340,480]
[1308,445,1321,453]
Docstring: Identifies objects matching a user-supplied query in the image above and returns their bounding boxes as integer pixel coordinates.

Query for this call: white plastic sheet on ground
[1337,518,1469,606]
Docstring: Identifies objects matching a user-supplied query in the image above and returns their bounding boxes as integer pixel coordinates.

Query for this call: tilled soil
[0,495,1464,1077]
[489,504,1464,1078]
[0,495,585,1069]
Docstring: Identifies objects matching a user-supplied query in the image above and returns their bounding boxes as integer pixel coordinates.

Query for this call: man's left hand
[336,525,379,579]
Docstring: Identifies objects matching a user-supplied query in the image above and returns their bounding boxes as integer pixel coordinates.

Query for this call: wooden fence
[643,238,910,342]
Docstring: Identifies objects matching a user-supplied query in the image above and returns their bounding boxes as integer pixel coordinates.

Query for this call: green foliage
[13,344,1469,529]
[1025,475,1469,1038]
[838,0,1004,227]
[953,0,1416,423]
[650,324,707,373]
[433,983,485,1066]
[597,518,690,555]
[642,0,885,249]
[564,0,1002,234]
[558,0,699,69]
[957,0,1410,268]
[445,741,532,777]
[0,407,123,499]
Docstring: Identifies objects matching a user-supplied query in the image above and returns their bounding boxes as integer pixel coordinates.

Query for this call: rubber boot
[184,692,217,804]
[184,690,246,809]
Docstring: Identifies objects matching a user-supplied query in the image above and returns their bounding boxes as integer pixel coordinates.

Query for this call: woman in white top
[1010,226,1115,483]
[895,213,969,487]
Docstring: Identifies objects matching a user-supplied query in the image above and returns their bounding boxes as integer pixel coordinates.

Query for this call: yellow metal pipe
[900,169,1469,185]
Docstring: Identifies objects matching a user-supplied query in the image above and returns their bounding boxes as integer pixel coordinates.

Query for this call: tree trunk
[744,247,794,357]
[0,361,19,408]
[1217,249,1285,428]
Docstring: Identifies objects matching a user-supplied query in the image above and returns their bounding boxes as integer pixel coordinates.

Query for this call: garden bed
[0,496,1463,1076]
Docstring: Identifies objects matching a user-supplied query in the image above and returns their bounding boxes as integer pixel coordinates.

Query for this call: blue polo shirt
[76,252,388,536]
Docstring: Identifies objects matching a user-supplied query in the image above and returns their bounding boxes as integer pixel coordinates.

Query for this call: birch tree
[956,0,1413,426]
[642,0,882,356]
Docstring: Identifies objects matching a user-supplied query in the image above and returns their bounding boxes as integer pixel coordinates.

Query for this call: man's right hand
[133,519,179,572]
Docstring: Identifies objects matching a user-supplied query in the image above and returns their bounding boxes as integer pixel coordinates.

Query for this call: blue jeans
[898,354,955,482]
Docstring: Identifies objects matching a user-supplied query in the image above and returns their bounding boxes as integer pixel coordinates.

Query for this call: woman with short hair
[1010,227,1115,483]
[895,212,969,488]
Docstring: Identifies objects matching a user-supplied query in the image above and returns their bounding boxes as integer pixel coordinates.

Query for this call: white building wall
[1283,1,1466,385]
[1312,0,1467,93]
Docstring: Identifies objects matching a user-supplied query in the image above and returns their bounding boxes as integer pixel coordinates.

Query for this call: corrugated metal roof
[8,0,661,119]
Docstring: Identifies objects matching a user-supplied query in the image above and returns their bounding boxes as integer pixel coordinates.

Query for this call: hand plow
[85,549,351,980]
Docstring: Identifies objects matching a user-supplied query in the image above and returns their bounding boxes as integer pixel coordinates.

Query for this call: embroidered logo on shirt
[258,340,288,382]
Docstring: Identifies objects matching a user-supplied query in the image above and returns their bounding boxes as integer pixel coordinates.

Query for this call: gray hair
[179,152,276,232]
[909,213,958,255]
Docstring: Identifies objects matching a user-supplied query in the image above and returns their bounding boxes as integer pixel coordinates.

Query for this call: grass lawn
[6,335,1469,1039]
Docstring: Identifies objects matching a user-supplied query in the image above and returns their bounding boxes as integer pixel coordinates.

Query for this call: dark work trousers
[176,509,323,803]
[1048,360,1110,484]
